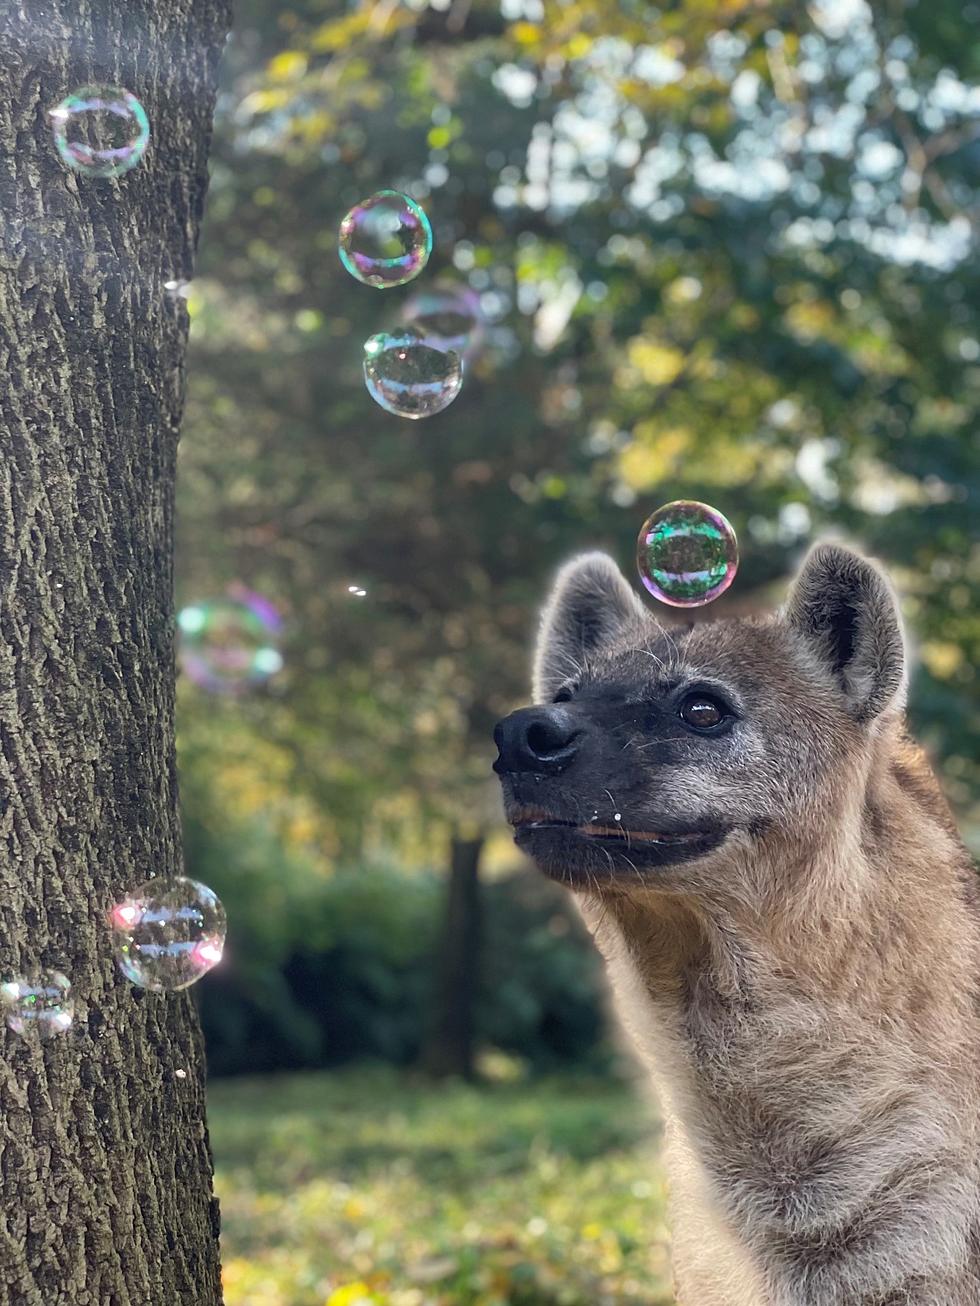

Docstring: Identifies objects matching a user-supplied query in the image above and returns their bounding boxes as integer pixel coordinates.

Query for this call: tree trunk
[421,829,484,1079]
[0,2,231,1303]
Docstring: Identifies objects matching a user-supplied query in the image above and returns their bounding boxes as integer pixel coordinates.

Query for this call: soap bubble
[636,501,738,607]
[401,283,484,359]
[177,592,284,694]
[339,190,432,288]
[111,877,226,992]
[2,971,73,1037]
[363,330,462,419]
[50,85,150,179]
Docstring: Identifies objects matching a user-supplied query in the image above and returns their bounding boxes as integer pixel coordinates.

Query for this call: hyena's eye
[678,693,727,730]
[552,684,576,704]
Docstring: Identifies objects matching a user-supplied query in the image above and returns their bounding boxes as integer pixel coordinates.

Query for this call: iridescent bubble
[177,592,284,694]
[111,876,226,992]
[363,329,462,419]
[401,283,484,359]
[636,501,738,607]
[50,85,150,179]
[338,190,432,289]
[1,971,73,1037]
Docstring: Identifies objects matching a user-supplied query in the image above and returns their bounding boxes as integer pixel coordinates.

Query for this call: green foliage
[211,1066,676,1306]
[478,872,605,1066]
[184,809,336,1070]
[180,0,979,863]
[186,801,607,1075]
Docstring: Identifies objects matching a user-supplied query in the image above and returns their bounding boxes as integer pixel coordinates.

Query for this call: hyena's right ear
[785,542,907,722]
[533,552,647,703]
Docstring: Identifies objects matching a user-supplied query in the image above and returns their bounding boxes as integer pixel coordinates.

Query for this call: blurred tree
[178,0,979,1072]
[0,0,230,1299]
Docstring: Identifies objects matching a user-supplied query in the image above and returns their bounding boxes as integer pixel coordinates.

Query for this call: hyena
[492,543,980,1306]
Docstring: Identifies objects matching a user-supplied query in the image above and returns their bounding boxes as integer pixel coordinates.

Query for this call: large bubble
[111,876,226,992]
[401,283,484,359]
[177,592,284,694]
[363,329,462,419]
[1,971,73,1037]
[636,501,738,607]
[50,85,150,179]
[339,190,432,289]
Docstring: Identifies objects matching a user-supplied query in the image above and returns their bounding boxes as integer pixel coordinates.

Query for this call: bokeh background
[177,1,979,1302]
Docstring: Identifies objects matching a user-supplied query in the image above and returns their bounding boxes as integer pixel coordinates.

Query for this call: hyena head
[493,543,907,898]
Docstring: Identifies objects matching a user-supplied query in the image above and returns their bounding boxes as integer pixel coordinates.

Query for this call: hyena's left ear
[533,552,647,703]
[785,542,907,721]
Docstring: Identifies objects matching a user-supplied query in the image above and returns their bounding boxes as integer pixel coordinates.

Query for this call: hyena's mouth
[515,816,706,846]
[509,809,729,885]
[509,807,709,846]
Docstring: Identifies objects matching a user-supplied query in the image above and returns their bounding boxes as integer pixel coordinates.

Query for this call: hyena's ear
[533,552,647,703]
[785,542,906,721]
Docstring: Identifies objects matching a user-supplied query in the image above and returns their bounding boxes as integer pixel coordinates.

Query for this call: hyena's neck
[582,782,980,1306]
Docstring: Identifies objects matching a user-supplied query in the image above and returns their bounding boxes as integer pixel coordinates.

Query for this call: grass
[210,1063,677,1306]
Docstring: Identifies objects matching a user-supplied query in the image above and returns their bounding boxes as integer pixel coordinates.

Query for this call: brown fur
[495,546,980,1305]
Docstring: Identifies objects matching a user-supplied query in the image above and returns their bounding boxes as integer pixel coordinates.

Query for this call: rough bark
[0,2,231,1302]
[422,831,484,1079]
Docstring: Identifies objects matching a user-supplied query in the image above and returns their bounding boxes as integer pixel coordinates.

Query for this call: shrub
[186,814,609,1076]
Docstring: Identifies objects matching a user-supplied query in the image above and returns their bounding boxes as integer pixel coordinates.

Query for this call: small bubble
[177,592,284,694]
[363,329,462,419]
[401,282,484,359]
[111,876,226,992]
[636,501,739,608]
[50,85,150,179]
[2,971,73,1037]
[338,190,432,289]
[252,647,284,676]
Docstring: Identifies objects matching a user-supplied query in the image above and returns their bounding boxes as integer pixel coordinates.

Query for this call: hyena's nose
[493,706,582,776]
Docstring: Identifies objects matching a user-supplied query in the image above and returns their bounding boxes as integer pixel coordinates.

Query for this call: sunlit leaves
[182,0,980,852]
[621,338,686,387]
[268,49,309,81]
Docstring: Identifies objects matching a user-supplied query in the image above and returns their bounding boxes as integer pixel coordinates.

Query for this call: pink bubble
[114,877,226,992]
[636,501,739,608]
[50,85,150,179]
[339,191,432,289]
